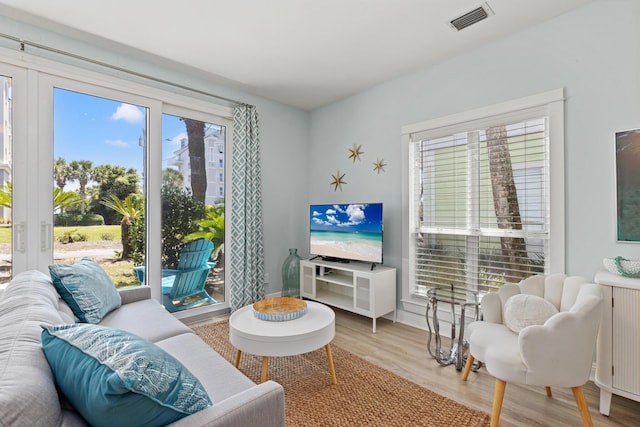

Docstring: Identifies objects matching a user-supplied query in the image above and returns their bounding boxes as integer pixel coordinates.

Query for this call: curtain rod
[0,31,253,108]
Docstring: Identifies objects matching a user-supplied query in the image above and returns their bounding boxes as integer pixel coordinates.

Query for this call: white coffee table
[229,300,337,384]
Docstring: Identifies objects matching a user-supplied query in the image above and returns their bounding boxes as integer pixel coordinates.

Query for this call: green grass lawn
[0,224,121,244]
[100,259,139,289]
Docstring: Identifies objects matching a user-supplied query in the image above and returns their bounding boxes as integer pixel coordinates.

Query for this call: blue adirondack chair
[133,239,217,312]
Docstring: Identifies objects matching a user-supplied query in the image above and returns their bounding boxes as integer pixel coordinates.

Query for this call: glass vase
[281,248,302,298]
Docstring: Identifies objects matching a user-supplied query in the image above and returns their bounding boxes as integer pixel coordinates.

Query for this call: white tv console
[299,259,396,333]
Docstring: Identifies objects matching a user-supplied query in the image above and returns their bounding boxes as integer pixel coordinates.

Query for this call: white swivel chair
[462,274,603,427]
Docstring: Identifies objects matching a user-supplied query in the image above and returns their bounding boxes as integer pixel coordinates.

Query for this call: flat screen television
[309,203,383,264]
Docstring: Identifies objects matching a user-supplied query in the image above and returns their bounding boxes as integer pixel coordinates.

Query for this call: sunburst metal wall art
[348,144,364,163]
[373,158,387,174]
[330,170,347,191]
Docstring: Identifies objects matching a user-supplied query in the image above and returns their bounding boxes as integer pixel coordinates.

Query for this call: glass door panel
[53,88,146,288]
[0,75,11,284]
[161,113,225,312]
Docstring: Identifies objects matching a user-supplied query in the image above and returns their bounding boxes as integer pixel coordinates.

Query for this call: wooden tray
[252,297,307,321]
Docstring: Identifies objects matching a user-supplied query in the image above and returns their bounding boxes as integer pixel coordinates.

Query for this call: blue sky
[53,88,187,187]
[310,203,383,233]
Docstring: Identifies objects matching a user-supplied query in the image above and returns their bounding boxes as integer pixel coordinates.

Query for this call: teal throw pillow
[41,324,212,427]
[48,257,121,323]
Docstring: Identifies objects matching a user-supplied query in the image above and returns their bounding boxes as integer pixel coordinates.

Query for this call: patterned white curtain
[230,105,265,311]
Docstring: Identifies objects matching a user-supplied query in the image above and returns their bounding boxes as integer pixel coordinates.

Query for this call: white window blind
[410,116,550,294]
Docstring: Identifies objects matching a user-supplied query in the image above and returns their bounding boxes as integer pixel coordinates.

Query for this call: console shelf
[300,259,396,333]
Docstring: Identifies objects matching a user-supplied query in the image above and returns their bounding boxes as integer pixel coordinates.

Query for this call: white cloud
[326,215,339,224]
[346,204,365,224]
[105,139,129,148]
[111,103,144,123]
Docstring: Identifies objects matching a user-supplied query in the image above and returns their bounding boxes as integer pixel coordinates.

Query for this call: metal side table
[425,285,480,371]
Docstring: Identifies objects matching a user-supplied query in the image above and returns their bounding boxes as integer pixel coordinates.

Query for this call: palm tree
[54,188,82,213]
[0,182,11,208]
[0,184,81,213]
[162,168,184,188]
[69,160,94,214]
[54,157,70,191]
[183,118,207,203]
[100,194,144,259]
[53,158,71,213]
[486,125,529,282]
[185,204,225,269]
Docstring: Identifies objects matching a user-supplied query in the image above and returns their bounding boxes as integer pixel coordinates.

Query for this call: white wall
[308,0,640,323]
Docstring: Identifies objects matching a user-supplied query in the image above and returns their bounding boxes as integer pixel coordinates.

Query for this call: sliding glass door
[52,88,147,288]
[160,110,228,313]
[1,57,231,316]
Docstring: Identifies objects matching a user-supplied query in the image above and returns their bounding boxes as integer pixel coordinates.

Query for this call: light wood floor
[195,308,640,426]
[330,309,640,427]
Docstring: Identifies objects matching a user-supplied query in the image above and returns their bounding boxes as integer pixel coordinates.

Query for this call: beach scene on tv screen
[310,203,383,263]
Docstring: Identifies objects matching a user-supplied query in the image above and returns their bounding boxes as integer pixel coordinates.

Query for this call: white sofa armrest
[118,285,151,304]
[168,380,285,427]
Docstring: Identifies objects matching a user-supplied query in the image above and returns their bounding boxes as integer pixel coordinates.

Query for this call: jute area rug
[192,320,490,427]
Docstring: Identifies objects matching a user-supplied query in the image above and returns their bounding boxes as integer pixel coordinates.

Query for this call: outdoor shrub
[58,229,88,243]
[54,213,104,226]
[100,233,114,241]
[161,187,206,269]
[129,187,206,269]
[78,214,105,226]
[129,216,145,266]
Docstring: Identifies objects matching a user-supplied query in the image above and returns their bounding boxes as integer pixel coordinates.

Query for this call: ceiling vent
[449,3,494,31]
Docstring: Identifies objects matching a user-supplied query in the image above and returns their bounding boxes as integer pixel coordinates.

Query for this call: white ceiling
[0,0,593,110]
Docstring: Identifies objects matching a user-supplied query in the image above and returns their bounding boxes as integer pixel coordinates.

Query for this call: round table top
[229,300,335,357]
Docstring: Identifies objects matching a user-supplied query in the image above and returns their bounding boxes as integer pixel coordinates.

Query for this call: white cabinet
[300,259,396,333]
[594,270,640,416]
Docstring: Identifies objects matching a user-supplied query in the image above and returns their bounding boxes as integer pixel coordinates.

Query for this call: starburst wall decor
[330,170,347,191]
[373,158,387,174]
[348,144,364,162]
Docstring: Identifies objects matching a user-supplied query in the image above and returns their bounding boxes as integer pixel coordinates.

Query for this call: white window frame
[400,89,565,318]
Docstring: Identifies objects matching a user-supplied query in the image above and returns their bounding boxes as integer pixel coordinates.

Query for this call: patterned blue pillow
[48,257,121,323]
[41,324,212,427]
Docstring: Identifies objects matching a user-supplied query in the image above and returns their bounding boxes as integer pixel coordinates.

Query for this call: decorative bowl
[603,257,640,277]
[252,297,307,321]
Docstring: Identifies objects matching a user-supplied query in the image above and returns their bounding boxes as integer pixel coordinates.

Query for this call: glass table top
[426,286,480,306]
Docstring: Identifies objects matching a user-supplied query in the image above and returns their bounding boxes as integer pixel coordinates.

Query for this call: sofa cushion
[41,323,212,427]
[48,258,121,323]
[155,332,257,403]
[100,298,193,343]
[503,293,558,333]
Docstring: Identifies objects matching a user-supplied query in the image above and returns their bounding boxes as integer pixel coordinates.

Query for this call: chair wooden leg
[571,386,593,427]
[545,386,552,397]
[462,353,474,381]
[491,379,506,427]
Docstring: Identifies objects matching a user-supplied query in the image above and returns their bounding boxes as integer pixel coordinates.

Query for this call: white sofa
[0,270,286,427]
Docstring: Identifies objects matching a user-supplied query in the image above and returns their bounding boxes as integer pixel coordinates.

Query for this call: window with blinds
[410,117,550,295]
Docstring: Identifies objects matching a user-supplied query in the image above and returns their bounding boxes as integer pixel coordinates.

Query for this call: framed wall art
[615,128,640,241]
